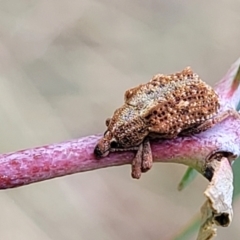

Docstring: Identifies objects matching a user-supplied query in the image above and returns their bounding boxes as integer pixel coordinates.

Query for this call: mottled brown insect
[94,67,231,179]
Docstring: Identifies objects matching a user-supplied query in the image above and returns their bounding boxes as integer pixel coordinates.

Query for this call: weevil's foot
[131,166,142,179]
[141,139,153,172]
[132,157,142,179]
[141,162,152,173]
[142,158,152,172]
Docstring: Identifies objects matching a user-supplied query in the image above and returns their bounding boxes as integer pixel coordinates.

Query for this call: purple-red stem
[0,59,240,189]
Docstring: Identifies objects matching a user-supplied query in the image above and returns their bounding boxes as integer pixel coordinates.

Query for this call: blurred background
[0,1,240,239]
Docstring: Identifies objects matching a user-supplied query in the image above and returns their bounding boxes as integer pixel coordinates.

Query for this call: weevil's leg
[141,139,153,173]
[105,118,111,127]
[131,144,143,179]
[184,109,240,135]
[110,146,139,153]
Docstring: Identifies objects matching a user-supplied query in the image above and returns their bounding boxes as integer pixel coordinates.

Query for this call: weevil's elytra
[94,67,229,179]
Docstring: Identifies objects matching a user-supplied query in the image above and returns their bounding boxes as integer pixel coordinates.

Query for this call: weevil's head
[94,129,136,158]
[94,106,148,158]
[94,123,147,158]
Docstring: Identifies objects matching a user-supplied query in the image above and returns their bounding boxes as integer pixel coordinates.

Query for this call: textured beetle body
[94,67,223,178]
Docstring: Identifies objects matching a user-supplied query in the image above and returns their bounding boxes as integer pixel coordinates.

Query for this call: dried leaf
[197,157,233,240]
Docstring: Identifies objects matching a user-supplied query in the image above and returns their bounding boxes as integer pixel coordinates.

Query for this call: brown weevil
[94,67,234,179]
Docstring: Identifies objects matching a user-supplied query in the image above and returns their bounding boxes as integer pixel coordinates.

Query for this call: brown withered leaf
[197,157,233,240]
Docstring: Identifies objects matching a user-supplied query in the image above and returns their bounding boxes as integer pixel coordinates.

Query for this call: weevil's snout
[94,137,111,158]
[94,145,105,158]
[94,145,109,158]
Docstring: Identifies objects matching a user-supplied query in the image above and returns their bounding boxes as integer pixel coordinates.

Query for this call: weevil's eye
[110,140,118,148]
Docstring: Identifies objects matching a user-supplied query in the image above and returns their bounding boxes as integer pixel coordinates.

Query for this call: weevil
[94,67,233,179]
